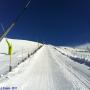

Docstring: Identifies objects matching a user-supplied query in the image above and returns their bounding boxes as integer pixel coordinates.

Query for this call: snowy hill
[0,38,41,75]
[0,39,90,90]
[0,38,40,53]
[76,43,90,50]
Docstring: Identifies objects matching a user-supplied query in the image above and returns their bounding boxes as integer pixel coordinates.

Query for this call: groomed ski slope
[0,45,90,90]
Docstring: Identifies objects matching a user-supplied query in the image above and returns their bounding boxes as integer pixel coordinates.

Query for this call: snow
[0,42,90,90]
[0,38,42,75]
[56,46,90,66]
[76,43,90,50]
[0,38,90,90]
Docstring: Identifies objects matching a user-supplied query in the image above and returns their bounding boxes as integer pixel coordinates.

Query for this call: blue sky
[0,0,90,46]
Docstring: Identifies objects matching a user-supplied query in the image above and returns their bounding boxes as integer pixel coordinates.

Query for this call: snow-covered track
[53,46,90,89]
[0,45,90,90]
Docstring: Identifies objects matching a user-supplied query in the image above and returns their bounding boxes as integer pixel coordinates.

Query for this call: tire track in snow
[20,45,55,90]
[49,46,90,90]
[54,47,90,89]
[45,47,74,90]
[55,47,90,80]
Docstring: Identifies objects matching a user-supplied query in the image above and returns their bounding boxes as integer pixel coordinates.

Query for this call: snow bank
[56,46,90,66]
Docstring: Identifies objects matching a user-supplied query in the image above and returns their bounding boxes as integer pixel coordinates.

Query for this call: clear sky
[0,0,90,46]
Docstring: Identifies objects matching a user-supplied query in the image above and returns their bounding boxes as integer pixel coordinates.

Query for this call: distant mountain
[76,43,90,50]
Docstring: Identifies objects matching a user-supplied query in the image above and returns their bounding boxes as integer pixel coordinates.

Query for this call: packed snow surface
[0,41,90,90]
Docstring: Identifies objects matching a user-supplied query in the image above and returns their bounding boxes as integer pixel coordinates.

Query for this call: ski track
[0,45,90,90]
